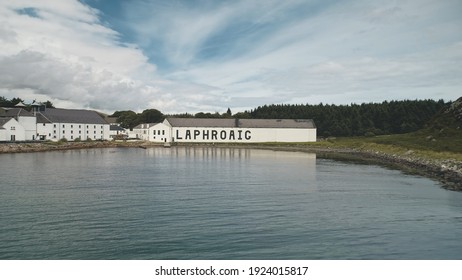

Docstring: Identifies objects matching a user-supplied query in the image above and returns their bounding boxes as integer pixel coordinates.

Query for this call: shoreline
[1,141,461,191]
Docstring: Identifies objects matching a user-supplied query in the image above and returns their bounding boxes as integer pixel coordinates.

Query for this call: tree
[44,100,55,108]
[114,110,139,129]
[138,109,164,123]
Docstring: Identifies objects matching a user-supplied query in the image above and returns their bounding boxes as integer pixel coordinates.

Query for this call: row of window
[53,124,104,129]
[57,130,103,135]
[153,130,165,135]
[53,135,102,140]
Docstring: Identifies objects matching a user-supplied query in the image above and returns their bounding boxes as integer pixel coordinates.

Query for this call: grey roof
[166,118,316,129]
[110,125,125,131]
[37,108,108,124]
[133,123,158,129]
[36,113,52,124]
[0,108,35,117]
[0,117,14,127]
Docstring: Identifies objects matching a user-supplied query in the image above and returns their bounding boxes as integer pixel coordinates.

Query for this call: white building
[0,108,37,140]
[144,118,316,143]
[35,108,110,141]
[0,117,25,142]
[148,122,171,143]
[132,123,158,140]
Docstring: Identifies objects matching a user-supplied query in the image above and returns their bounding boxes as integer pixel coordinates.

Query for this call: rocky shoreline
[1,141,461,191]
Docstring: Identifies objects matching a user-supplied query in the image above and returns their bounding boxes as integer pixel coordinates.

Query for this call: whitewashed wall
[46,123,110,141]
[148,123,171,143]
[0,118,26,141]
[17,116,37,140]
[169,127,316,143]
[36,122,54,140]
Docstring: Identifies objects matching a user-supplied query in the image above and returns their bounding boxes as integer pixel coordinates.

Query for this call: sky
[0,0,461,114]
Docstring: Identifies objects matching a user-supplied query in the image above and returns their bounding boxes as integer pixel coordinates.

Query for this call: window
[71,130,73,134]
[153,130,156,135]
[158,130,161,135]
[43,123,45,126]
[71,136,73,139]
[63,124,65,128]
[162,130,165,135]
[11,126,15,130]
[79,131,81,134]
[63,130,65,134]
[79,125,81,128]
[54,130,56,134]
[54,124,56,128]
[101,125,103,129]
[71,125,73,128]
[94,125,96,129]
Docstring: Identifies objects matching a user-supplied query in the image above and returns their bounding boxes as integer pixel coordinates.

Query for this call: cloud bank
[1,0,461,113]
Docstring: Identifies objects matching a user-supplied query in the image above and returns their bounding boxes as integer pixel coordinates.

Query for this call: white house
[1,108,37,140]
[140,118,316,143]
[0,117,25,142]
[35,108,110,141]
[148,122,171,143]
[132,123,158,140]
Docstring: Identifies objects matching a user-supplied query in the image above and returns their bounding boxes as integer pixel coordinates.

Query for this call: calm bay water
[1,147,461,259]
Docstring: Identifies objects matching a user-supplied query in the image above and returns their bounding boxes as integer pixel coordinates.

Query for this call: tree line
[245,99,448,137]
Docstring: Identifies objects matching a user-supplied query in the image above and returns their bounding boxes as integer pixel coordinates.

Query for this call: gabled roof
[110,125,125,131]
[1,108,35,118]
[166,118,235,128]
[165,118,316,129]
[239,119,316,128]
[133,123,158,129]
[0,117,15,127]
[37,108,108,124]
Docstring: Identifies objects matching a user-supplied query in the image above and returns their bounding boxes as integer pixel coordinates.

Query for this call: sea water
[1,147,461,259]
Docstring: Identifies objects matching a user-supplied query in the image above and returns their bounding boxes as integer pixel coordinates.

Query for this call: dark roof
[0,117,14,127]
[133,123,158,129]
[36,113,52,124]
[0,108,35,117]
[166,118,315,129]
[37,108,108,124]
[110,125,125,131]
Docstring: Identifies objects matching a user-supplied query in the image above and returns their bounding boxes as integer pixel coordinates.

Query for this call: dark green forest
[1,96,450,137]
[245,100,448,137]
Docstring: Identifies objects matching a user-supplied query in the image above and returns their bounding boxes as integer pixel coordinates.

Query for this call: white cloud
[0,0,176,112]
[1,0,461,115]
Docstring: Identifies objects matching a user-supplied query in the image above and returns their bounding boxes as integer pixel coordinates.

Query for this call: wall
[0,119,26,141]
[170,127,316,143]
[18,116,37,140]
[47,123,110,141]
[148,123,170,143]
[36,123,54,140]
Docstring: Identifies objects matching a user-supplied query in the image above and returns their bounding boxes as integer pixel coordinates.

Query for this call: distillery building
[146,118,316,143]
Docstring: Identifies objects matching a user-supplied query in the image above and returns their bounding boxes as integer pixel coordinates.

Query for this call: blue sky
[0,0,461,113]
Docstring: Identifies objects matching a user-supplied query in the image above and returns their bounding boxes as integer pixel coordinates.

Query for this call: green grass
[310,128,462,161]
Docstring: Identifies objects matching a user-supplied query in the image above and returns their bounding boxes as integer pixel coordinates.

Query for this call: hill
[368,97,462,154]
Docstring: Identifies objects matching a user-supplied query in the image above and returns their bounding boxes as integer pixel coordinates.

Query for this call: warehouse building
[35,108,110,141]
[147,118,316,143]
